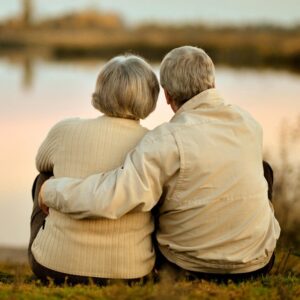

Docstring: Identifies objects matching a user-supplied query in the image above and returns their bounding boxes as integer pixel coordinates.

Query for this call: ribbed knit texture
[32,116,155,278]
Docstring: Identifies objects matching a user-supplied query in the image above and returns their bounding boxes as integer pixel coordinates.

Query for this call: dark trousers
[28,172,144,285]
[154,161,275,283]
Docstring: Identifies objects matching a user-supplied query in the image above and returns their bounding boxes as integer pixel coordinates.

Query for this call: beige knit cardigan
[31,116,155,278]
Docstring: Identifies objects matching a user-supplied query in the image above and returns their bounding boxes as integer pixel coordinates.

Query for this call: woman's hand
[38,183,49,215]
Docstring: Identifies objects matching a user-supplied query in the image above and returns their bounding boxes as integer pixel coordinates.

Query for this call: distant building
[4,1,123,30]
[40,11,124,30]
[22,0,33,26]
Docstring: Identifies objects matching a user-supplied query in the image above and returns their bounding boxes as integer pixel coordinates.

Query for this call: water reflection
[0,57,300,247]
[22,56,34,89]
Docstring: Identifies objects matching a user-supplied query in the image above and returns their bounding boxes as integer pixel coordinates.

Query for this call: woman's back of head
[92,55,160,120]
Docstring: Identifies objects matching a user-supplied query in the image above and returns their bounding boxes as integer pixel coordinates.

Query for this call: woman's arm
[36,119,74,173]
[36,124,59,173]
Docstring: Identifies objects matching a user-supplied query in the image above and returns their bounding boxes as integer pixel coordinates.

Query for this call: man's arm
[42,130,179,219]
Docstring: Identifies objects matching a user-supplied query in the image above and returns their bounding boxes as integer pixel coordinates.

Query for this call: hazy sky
[0,0,300,26]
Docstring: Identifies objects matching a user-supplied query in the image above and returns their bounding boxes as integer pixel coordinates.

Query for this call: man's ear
[164,89,178,112]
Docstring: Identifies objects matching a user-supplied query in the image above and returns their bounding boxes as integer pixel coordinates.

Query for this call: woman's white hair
[92,55,159,119]
[160,46,215,107]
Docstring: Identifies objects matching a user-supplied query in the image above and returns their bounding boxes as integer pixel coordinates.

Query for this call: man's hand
[38,183,49,215]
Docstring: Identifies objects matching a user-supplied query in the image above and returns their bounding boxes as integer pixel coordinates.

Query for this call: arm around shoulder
[42,129,180,219]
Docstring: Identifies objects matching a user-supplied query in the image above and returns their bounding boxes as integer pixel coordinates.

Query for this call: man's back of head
[160,46,215,108]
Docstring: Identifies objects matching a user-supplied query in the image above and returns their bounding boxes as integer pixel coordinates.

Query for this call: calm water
[1,58,300,247]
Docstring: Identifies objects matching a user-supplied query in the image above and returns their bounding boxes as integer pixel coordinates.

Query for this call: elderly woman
[28,55,160,284]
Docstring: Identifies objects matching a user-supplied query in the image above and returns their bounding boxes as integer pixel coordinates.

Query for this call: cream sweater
[32,116,155,278]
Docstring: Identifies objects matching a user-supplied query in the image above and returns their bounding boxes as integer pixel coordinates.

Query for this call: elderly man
[40,46,280,282]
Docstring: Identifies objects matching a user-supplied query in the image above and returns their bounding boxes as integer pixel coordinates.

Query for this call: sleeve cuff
[42,179,58,209]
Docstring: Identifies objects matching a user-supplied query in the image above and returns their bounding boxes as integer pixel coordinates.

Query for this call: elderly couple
[28,46,280,284]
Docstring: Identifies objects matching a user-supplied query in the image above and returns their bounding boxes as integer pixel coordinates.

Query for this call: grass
[271,117,300,250]
[0,250,299,300]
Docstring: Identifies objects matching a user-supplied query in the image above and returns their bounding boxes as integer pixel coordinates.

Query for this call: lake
[0,57,300,247]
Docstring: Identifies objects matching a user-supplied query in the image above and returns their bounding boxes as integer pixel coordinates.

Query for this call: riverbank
[0,247,27,264]
[0,23,300,71]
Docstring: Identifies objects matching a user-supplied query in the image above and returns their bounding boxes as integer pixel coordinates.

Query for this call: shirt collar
[173,88,225,118]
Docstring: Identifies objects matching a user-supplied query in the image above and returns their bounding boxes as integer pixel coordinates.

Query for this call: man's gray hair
[92,55,159,119]
[160,46,215,107]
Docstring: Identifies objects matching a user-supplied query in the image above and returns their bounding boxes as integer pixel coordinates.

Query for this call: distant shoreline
[0,246,27,264]
[0,24,300,72]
